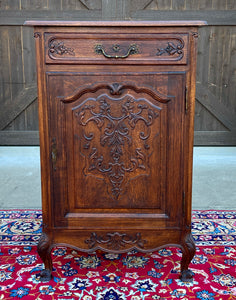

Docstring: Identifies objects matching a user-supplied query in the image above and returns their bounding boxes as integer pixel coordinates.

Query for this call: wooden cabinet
[25,20,206,282]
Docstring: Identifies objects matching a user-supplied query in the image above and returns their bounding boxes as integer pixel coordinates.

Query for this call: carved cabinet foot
[37,232,53,282]
[180,233,196,282]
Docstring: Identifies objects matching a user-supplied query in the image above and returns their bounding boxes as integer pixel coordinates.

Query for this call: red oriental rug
[0,210,235,299]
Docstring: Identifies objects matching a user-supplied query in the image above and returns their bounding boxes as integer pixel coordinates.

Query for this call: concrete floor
[0,147,235,210]
[192,147,236,210]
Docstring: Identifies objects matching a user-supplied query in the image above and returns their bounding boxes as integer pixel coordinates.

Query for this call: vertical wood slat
[20,0,48,10]
[0,0,20,9]
[0,27,12,106]
[196,26,236,132]
[135,0,234,11]
[76,0,89,10]
[116,0,131,20]
[11,106,26,131]
[214,0,227,10]
[194,101,227,131]
[184,0,196,10]
[47,0,61,10]
[196,27,211,85]
[208,27,225,104]
[195,26,217,130]
[60,0,88,10]
[22,27,36,85]
[227,27,236,113]
[8,26,24,102]
[25,100,39,130]
[156,0,172,10]
[227,0,236,10]
[102,0,117,19]
[80,0,102,10]
[129,0,153,11]
[195,25,236,133]
[60,0,76,10]
[172,0,185,10]
[198,0,212,10]
[221,26,233,110]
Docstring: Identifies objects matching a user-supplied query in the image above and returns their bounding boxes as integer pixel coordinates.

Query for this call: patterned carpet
[192,210,236,246]
[0,210,235,246]
[0,210,235,299]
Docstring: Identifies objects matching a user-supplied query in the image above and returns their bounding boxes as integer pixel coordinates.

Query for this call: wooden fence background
[0,0,236,145]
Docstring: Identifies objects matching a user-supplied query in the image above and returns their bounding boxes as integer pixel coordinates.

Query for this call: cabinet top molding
[24,20,207,27]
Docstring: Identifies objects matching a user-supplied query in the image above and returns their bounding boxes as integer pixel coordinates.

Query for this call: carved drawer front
[45,33,189,65]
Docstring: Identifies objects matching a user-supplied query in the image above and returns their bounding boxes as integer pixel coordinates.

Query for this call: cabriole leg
[37,232,53,282]
[180,233,196,282]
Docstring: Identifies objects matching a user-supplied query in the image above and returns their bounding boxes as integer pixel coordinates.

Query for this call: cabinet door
[47,72,186,230]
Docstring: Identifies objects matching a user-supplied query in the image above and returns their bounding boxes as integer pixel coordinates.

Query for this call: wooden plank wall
[129,0,236,145]
[0,0,235,145]
[0,0,102,145]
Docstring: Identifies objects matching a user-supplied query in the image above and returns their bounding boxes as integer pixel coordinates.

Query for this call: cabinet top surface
[24,20,207,27]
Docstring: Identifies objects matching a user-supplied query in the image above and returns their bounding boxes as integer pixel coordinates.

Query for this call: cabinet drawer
[45,33,189,65]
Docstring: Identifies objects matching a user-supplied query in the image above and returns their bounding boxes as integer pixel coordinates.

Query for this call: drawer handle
[95,44,139,59]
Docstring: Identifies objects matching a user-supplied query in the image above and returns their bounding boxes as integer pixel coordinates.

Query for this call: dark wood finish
[27,21,203,282]
[44,32,189,65]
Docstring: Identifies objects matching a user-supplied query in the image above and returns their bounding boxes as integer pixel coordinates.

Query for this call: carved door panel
[47,72,186,229]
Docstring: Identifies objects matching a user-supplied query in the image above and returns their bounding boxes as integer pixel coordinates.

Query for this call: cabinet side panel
[34,29,52,228]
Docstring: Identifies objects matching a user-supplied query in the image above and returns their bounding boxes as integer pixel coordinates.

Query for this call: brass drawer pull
[95,44,139,59]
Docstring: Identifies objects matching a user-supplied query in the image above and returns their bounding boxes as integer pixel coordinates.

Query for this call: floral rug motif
[0,210,235,246]
[192,210,236,246]
[0,210,235,299]
[0,210,42,246]
[0,245,236,299]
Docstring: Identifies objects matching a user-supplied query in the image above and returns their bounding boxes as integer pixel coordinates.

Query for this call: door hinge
[185,86,188,112]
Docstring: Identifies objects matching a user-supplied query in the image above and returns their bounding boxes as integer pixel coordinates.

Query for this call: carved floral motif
[49,40,75,56]
[156,39,184,59]
[85,232,146,250]
[74,86,161,200]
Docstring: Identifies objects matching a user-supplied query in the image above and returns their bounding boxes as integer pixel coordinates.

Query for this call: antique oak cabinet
[25,20,206,282]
